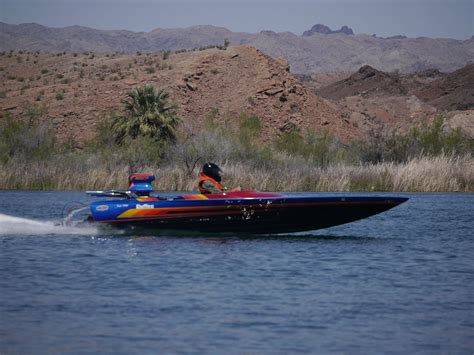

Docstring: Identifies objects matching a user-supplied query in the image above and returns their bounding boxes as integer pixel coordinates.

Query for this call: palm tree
[112,85,180,143]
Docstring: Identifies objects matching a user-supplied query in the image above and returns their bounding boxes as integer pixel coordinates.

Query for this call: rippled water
[0,191,473,353]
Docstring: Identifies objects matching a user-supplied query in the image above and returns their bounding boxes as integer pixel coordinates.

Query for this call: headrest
[128,173,155,195]
[128,174,156,184]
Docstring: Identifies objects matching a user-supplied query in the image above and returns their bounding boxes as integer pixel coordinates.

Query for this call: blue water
[0,191,473,354]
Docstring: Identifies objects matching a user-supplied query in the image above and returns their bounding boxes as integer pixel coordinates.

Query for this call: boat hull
[90,194,408,234]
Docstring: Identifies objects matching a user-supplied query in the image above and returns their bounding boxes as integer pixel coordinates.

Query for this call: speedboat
[86,174,408,234]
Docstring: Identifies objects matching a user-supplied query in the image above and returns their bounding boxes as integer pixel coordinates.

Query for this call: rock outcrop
[308,63,474,137]
[414,64,474,111]
[302,24,354,36]
[317,65,406,100]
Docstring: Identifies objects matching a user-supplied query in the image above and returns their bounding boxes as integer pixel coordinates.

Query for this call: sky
[1,0,473,39]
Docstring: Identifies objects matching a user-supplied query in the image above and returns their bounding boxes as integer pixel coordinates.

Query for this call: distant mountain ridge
[1,22,473,73]
[302,24,354,36]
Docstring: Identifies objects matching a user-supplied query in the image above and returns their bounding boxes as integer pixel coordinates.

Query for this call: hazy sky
[1,0,473,39]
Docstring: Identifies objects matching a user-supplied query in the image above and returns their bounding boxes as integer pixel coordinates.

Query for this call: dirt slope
[317,65,407,100]
[0,46,355,144]
[308,64,473,137]
[414,64,474,111]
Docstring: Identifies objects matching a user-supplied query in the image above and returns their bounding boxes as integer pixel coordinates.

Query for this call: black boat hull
[93,196,408,234]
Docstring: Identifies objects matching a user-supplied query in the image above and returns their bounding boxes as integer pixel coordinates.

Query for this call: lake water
[0,191,473,354]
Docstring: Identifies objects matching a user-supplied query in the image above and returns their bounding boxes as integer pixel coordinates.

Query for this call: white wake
[0,213,99,236]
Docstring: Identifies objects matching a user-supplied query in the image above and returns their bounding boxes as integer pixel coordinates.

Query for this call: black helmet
[202,163,222,182]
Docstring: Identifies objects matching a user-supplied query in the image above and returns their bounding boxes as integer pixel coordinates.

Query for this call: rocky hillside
[317,65,407,100]
[312,64,474,137]
[0,46,355,144]
[317,63,474,111]
[414,64,474,111]
[1,22,473,74]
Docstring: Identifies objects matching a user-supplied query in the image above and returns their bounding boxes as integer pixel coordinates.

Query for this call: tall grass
[0,154,472,192]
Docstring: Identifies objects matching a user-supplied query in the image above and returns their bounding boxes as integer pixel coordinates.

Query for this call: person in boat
[198,163,241,194]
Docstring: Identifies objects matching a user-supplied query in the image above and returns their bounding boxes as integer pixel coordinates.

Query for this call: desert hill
[414,64,474,111]
[316,63,474,111]
[1,22,473,74]
[311,64,474,137]
[317,65,407,100]
[0,46,355,144]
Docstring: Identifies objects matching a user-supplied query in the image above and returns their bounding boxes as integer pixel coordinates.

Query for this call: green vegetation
[351,117,473,163]
[0,111,55,164]
[111,85,180,145]
[0,86,472,191]
[145,66,155,74]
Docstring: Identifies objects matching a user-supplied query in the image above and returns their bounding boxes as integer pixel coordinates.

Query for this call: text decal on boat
[96,205,109,211]
[136,204,154,209]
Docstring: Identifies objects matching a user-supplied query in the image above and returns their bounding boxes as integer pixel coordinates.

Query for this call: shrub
[274,130,306,156]
[90,116,117,150]
[354,117,474,163]
[111,85,181,145]
[165,126,236,175]
[236,113,262,151]
[0,113,56,164]
[25,102,48,124]
[274,128,346,167]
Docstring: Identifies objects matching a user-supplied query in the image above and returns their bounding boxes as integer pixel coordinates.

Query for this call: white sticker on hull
[136,204,154,209]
